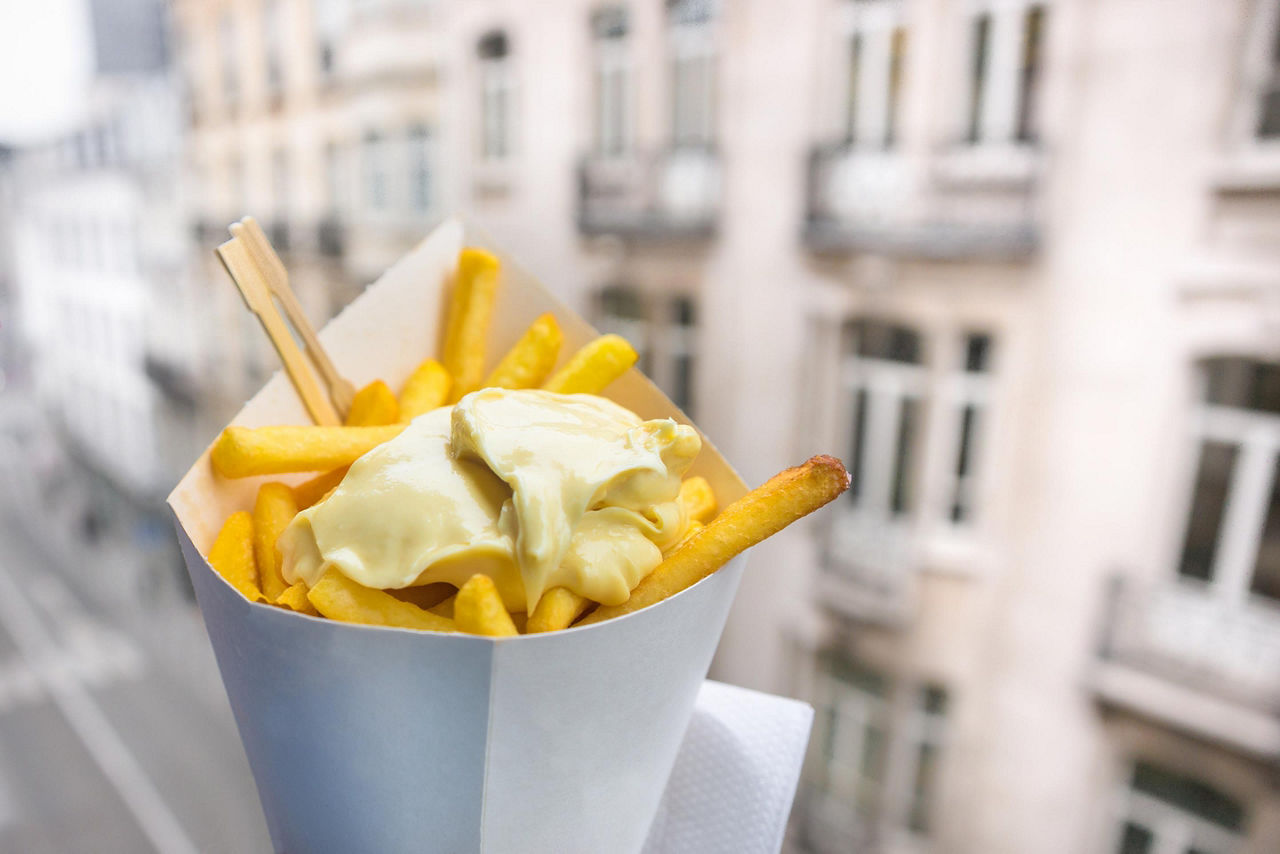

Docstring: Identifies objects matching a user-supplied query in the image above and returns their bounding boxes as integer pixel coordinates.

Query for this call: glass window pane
[861,722,886,782]
[846,34,862,143]
[906,741,937,833]
[951,404,978,523]
[848,388,867,504]
[1117,822,1153,854]
[891,397,918,516]
[1203,358,1280,414]
[1016,6,1045,143]
[964,333,993,373]
[1252,455,1280,602]
[967,14,991,144]
[1131,762,1246,831]
[885,28,906,148]
[1178,441,1237,583]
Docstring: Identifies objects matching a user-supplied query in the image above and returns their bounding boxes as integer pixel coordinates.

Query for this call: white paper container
[169,218,749,854]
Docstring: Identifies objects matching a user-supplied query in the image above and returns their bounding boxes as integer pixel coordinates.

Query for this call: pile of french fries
[205,247,850,636]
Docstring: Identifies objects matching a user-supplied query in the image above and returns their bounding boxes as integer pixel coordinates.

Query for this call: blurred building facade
[168,0,1280,853]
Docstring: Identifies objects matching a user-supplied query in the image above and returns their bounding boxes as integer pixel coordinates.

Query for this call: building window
[1259,10,1280,138]
[841,320,924,519]
[1113,762,1245,854]
[598,284,650,373]
[592,7,631,157]
[668,0,717,147]
[477,31,513,161]
[842,0,907,150]
[363,131,389,211]
[964,2,1046,146]
[220,10,239,109]
[595,286,699,414]
[1178,358,1280,604]
[904,685,948,833]
[407,125,433,214]
[801,653,951,848]
[314,0,344,79]
[229,152,246,214]
[947,333,993,524]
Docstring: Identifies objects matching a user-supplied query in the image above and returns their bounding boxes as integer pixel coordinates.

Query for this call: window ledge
[916,531,992,578]
[1213,144,1280,192]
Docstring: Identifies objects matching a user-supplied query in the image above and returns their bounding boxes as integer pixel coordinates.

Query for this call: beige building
[174,0,1280,852]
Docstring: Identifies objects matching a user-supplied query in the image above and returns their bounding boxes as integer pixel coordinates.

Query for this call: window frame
[957,0,1046,148]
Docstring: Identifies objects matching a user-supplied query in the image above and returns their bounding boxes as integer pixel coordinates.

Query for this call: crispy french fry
[526,586,590,634]
[211,424,404,478]
[345,380,400,426]
[252,483,297,601]
[678,476,716,524]
[207,511,265,602]
[276,582,319,615]
[484,313,563,390]
[442,248,501,401]
[307,568,454,632]
[542,334,638,395]
[582,455,850,625]
[292,466,349,510]
[398,358,452,421]
[454,574,519,637]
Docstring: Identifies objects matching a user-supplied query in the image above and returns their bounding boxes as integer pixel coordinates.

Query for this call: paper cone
[169,218,749,853]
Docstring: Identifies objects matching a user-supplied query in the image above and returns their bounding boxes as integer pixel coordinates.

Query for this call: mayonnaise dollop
[278,389,700,611]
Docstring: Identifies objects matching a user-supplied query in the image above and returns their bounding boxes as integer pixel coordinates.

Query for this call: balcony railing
[803,142,1040,260]
[576,146,721,241]
[815,512,915,626]
[1093,574,1280,757]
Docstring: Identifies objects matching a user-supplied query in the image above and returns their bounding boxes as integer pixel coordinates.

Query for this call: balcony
[815,512,915,626]
[576,146,721,241]
[1092,575,1280,761]
[802,142,1040,260]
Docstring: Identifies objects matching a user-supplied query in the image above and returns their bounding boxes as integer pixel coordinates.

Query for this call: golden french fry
[252,482,297,601]
[454,574,519,637]
[345,380,400,426]
[307,568,454,632]
[428,595,455,619]
[526,586,590,634]
[211,424,404,478]
[276,582,319,615]
[542,334,638,395]
[399,358,452,421]
[484,313,563,390]
[292,466,349,510]
[442,248,501,401]
[582,455,850,625]
[207,511,264,602]
[665,520,704,555]
[678,476,716,524]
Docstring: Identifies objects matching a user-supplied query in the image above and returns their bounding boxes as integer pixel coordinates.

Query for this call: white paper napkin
[643,680,814,854]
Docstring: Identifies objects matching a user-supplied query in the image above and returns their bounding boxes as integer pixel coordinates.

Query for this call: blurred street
[0,518,269,853]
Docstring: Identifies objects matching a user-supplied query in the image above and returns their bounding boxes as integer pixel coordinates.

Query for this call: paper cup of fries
[169,219,753,853]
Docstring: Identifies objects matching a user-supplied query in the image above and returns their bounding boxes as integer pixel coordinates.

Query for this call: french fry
[542,334,638,395]
[252,483,297,601]
[526,586,590,634]
[307,568,454,632]
[211,424,404,478]
[345,380,400,426]
[276,582,319,615]
[428,595,455,619]
[582,455,850,625]
[665,520,704,555]
[442,248,501,401]
[678,476,716,524]
[292,466,349,510]
[454,575,519,637]
[398,358,452,421]
[207,511,265,602]
[484,313,563,390]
